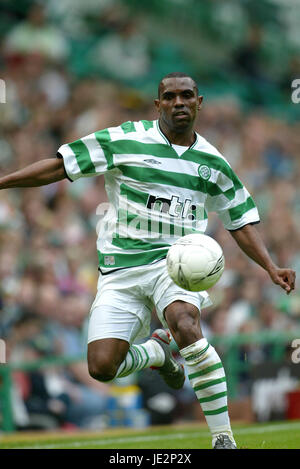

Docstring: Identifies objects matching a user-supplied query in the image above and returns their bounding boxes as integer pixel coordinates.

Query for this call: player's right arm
[0,125,117,190]
[0,158,66,189]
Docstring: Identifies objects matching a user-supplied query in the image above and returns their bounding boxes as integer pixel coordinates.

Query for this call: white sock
[180,338,235,446]
[115,339,165,378]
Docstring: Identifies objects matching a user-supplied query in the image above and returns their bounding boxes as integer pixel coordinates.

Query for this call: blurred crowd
[0,0,299,430]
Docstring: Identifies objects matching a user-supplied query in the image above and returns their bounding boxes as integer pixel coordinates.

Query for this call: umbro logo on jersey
[143,159,162,165]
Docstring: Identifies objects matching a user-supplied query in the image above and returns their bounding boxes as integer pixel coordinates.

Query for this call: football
[166,233,225,292]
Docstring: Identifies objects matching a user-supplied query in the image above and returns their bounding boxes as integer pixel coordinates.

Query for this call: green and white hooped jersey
[57,119,260,273]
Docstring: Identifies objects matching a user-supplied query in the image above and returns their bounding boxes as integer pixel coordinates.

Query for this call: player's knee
[88,338,129,382]
[88,357,118,382]
[175,314,198,339]
[165,302,201,346]
[168,304,198,332]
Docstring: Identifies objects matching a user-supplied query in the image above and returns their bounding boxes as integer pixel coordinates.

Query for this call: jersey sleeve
[206,165,260,231]
[57,129,114,181]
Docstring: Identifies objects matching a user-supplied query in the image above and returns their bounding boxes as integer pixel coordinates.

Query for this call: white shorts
[87,258,212,345]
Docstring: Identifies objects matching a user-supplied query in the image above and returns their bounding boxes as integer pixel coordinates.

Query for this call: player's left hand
[268,267,296,294]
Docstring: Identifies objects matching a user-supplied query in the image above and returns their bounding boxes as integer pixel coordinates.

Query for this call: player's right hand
[269,267,296,294]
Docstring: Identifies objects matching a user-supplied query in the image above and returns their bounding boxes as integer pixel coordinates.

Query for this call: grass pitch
[1,420,300,449]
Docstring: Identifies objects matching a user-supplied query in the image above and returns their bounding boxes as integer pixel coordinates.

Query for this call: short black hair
[158,72,199,98]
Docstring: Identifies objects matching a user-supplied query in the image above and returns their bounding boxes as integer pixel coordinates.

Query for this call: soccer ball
[166,233,225,292]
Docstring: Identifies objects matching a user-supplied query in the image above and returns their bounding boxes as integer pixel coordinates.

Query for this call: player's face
[155,77,202,133]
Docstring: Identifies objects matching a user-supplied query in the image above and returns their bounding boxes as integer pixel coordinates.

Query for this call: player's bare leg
[165,300,237,449]
[164,300,203,348]
[88,338,130,382]
[88,335,173,383]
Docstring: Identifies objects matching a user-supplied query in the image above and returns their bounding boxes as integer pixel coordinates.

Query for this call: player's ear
[198,96,203,110]
[154,99,160,112]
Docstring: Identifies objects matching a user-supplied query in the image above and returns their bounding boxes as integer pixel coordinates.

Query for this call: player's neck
[159,120,196,147]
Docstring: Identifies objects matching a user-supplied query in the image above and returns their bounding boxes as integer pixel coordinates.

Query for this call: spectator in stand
[4,3,69,63]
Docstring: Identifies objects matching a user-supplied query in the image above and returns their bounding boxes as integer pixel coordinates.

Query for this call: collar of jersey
[155,120,198,154]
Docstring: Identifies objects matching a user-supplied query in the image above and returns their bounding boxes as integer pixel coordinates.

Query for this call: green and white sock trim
[180,338,235,444]
[115,339,165,378]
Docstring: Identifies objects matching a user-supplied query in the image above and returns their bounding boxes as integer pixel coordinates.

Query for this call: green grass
[1,420,300,449]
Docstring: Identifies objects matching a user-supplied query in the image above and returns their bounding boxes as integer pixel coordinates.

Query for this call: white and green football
[166,233,225,292]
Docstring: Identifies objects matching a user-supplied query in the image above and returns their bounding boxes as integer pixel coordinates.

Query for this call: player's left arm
[229,223,296,294]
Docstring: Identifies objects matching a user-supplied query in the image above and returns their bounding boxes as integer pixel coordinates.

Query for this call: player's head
[157,72,199,98]
[155,72,203,133]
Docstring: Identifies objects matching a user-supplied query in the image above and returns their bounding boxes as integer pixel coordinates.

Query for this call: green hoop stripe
[118,165,247,205]
[188,362,223,380]
[68,140,96,175]
[120,183,149,205]
[228,196,256,222]
[98,248,168,269]
[108,138,244,190]
[185,344,210,361]
[127,349,136,375]
[139,345,150,369]
[94,129,114,170]
[132,345,142,369]
[119,164,201,192]
[112,234,170,252]
[193,376,226,392]
[198,391,227,404]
